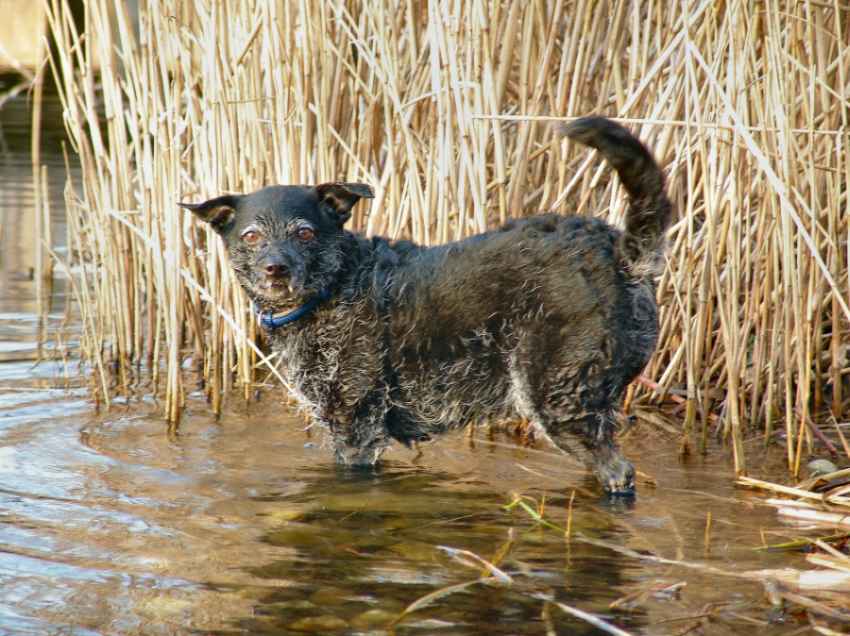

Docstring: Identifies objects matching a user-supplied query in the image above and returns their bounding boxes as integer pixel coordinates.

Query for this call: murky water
[0,84,815,635]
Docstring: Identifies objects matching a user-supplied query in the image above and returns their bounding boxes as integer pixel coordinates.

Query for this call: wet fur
[181,117,672,494]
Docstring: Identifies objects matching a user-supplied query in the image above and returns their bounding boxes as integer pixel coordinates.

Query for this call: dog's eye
[241,230,262,245]
[296,227,315,242]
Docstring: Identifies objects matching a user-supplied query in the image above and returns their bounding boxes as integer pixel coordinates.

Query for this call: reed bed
[44,0,849,476]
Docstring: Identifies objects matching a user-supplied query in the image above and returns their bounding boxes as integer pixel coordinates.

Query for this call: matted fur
[181,117,672,494]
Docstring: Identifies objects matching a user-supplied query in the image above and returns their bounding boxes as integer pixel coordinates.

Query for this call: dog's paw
[333,442,388,467]
[594,450,636,496]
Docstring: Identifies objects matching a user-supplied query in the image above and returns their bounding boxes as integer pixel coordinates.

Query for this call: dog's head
[180,183,373,310]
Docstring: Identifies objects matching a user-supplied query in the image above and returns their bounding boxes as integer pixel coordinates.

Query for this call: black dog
[180,117,671,494]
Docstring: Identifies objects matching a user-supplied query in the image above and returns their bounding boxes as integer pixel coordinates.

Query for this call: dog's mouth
[244,272,292,302]
[251,274,311,309]
[259,279,294,294]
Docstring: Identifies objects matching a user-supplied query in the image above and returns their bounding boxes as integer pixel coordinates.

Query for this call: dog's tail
[560,116,672,277]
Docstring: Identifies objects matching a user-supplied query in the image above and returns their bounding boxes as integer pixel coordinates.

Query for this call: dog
[180,117,672,494]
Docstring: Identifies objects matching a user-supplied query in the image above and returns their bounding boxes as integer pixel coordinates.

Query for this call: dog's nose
[264,262,288,277]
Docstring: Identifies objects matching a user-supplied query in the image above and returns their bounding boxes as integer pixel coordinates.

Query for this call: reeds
[43,1,849,475]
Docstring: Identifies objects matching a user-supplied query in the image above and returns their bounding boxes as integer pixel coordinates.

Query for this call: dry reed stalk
[30,41,49,358]
[42,1,849,476]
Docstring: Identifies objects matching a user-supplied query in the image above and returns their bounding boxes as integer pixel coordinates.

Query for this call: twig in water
[534,594,633,636]
[504,494,566,533]
[437,545,513,585]
[738,476,850,506]
[755,533,850,553]
[541,601,557,636]
[391,578,499,629]
[565,490,575,540]
[488,528,515,572]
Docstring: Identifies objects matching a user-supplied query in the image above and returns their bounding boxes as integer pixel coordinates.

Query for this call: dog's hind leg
[507,351,635,494]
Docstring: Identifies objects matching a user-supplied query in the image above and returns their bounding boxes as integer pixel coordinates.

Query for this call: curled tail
[560,116,672,277]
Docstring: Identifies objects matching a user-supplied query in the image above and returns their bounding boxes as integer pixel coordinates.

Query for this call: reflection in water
[245,464,635,635]
[0,81,810,636]
[0,78,73,315]
[0,391,801,635]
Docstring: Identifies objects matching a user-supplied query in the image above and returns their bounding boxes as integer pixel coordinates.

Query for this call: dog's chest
[271,330,341,411]
[269,307,386,419]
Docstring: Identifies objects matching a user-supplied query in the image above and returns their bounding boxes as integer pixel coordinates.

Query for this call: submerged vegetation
[503,470,850,634]
[43,0,848,477]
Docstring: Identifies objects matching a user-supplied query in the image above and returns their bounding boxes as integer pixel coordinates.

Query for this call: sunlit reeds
[43,0,849,476]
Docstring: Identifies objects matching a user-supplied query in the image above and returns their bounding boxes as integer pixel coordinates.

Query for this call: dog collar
[255,288,332,330]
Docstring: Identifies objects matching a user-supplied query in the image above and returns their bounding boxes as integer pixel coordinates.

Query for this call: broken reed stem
[44,1,849,475]
[537,597,634,636]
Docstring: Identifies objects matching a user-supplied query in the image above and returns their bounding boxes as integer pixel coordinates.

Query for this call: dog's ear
[178,195,240,232]
[315,182,374,225]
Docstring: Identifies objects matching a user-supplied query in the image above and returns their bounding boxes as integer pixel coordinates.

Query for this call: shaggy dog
[180,117,671,494]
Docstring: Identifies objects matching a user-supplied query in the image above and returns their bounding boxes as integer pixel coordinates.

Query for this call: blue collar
[256,288,332,330]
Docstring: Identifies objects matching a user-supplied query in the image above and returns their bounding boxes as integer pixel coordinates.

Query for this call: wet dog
[180,117,671,494]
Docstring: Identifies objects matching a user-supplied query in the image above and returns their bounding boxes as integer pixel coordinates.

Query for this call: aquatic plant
[44,0,849,476]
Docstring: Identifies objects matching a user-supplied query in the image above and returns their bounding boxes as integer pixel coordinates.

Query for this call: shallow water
[0,85,816,635]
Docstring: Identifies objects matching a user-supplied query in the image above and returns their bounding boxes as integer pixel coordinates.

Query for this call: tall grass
[44,0,849,476]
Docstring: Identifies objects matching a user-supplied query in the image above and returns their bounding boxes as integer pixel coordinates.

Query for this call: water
[0,84,813,635]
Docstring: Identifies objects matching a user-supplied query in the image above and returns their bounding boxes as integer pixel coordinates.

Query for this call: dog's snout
[263,261,288,277]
